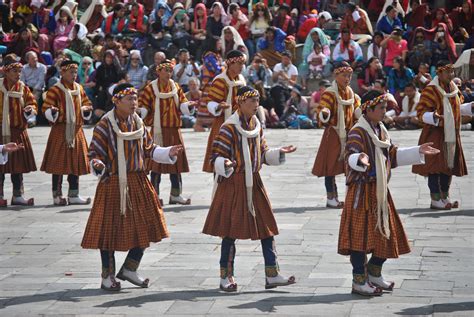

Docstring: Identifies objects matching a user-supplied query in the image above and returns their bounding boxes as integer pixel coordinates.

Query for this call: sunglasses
[83,62,91,65]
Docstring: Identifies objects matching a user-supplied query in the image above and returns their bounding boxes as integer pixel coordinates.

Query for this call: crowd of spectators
[0,0,473,130]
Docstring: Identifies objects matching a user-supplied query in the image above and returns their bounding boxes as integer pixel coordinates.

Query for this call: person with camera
[270,51,298,118]
[381,26,408,74]
[173,49,200,93]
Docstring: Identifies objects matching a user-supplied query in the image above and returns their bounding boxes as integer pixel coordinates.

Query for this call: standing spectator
[340,2,373,43]
[357,57,385,95]
[207,2,229,37]
[270,51,298,117]
[126,50,148,90]
[367,31,385,62]
[102,3,129,35]
[376,5,403,36]
[272,4,295,36]
[21,51,47,101]
[332,29,364,71]
[173,49,200,92]
[388,56,415,104]
[381,27,408,73]
[394,83,421,129]
[53,6,76,53]
[221,26,248,57]
[79,0,107,33]
[229,3,254,60]
[147,51,166,82]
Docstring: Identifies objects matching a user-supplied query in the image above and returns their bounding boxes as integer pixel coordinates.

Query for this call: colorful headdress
[60,60,79,71]
[156,59,175,72]
[3,62,23,72]
[436,63,453,73]
[361,93,388,112]
[112,85,138,104]
[237,87,260,103]
[334,66,353,75]
[225,50,246,65]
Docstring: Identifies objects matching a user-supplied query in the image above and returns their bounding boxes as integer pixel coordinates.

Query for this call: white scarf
[324,80,355,159]
[225,111,261,217]
[213,71,246,119]
[105,110,144,216]
[0,79,24,144]
[151,79,179,146]
[354,116,392,239]
[56,81,81,148]
[402,91,420,115]
[429,76,459,169]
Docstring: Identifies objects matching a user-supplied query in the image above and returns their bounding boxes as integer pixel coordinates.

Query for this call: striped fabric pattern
[139,80,188,128]
[0,81,37,130]
[415,85,463,128]
[317,87,360,129]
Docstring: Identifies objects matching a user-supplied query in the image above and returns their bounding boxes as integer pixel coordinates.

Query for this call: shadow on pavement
[395,301,474,315]
[397,208,474,218]
[163,205,209,213]
[273,206,329,214]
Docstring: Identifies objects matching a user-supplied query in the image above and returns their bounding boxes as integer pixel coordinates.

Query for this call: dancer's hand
[2,143,24,154]
[188,101,198,108]
[50,106,59,115]
[169,145,184,157]
[419,142,440,155]
[433,112,444,122]
[23,105,34,114]
[358,152,370,167]
[224,159,236,168]
[280,145,297,154]
[217,102,231,111]
[92,159,105,171]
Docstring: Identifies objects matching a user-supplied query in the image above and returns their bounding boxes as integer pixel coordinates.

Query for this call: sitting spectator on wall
[367,31,385,62]
[228,3,254,60]
[68,23,93,58]
[280,85,314,129]
[394,83,421,129]
[340,2,373,43]
[431,8,454,33]
[221,26,248,57]
[258,26,293,68]
[273,4,295,36]
[372,78,400,129]
[413,62,432,90]
[299,27,331,90]
[147,51,166,82]
[376,5,403,36]
[128,1,148,34]
[101,3,129,35]
[250,2,272,44]
[388,56,415,104]
[357,57,385,95]
[407,27,432,71]
[450,0,474,43]
[79,0,107,33]
[381,26,408,72]
[310,80,331,120]
[405,0,430,32]
[126,50,148,90]
[173,48,200,93]
[206,2,229,37]
[21,50,47,101]
[244,55,273,104]
[332,29,364,71]
[270,50,298,118]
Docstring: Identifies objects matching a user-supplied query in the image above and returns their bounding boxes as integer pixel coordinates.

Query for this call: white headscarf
[377,0,406,23]
[69,23,88,41]
[79,0,107,27]
[212,2,230,25]
[221,26,246,52]
[453,49,473,82]
[56,6,75,22]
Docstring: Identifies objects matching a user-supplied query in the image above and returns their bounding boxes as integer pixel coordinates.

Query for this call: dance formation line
[0,51,470,296]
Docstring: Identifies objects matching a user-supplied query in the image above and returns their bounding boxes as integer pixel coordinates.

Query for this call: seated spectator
[310,80,331,119]
[332,29,364,71]
[68,23,92,58]
[388,56,415,104]
[100,34,122,64]
[11,13,27,34]
[20,50,47,101]
[250,2,272,44]
[147,51,166,82]
[296,10,318,43]
[371,79,400,129]
[221,26,248,57]
[307,43,327,80]
[53,6,76,53]
[244,55,273,103]
[340,2,373,43]
[206,2,229,37]
[101,3,129,35]
[128,2,148,34]
[431,8,454,33]
[186,77,209,132]
[270,50,298,118]
[450,0,474,43]
[229,3,254,60]
[357,57,385,95]
[168,2,191,49]
[381,26,408,72]
[299,27,331,90]
[126,50,148,90]
[191,3,207,60]
[79,0,107,33]
[367,31,384,62]
[413,62,432,90]
[430,23,458,67]
[173,48,200,92]
[78,56,96,105]
[405,0,430,32]
[376,5,403,36]
[280,85,314,129]
[317,11,332,30]
[272,4,295,36]
[93,49,123,118]
[257,26,292,68]
[394,83,421,129]
[7,28,39,62]
[407,27,432,71]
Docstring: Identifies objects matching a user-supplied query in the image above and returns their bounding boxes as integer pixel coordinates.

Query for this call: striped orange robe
[202,113,279,240]
[202,74,242,173]
[41,81,92,176]
[82,114,169,251]
[312,87,361,177]
[338,125,410,259]
[139,79,189,174]
[412,85,467,177]
[0,80,37,174]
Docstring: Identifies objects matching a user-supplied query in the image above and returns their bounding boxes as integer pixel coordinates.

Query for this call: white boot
[11,196,34,206]
[53,196,68,206]
[442,198,459,209]
[368,274,395,291]
[265,273,296,289]
[352,281,383,296]
[101,274,121,291]
[116,267,149,288]
[326,198,344,208]
[68,196,91,205]
[169,195,191,205]
[219,276,237,292]
[430,199,450,210]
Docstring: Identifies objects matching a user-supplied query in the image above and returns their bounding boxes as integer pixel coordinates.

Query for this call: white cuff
[180,102,195,116]
[348,153,367,172]
[208,101,222,116]
[152,146,178,164]
[23,109,37,120]
[319,109,331,123]
[385,109,396,118]
[422,112,439,126]
[81,107,92,121]
[460,103,473,116]
[45,108,58,123]
[265,148,285,166]
[214,156,234,178]
[0,146,8,165]
[138,107,148,120]
[90,159,106,177]
[396,146,425,166]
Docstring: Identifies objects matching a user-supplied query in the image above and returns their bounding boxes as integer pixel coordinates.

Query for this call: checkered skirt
[338,182,411,259]
[312,127,345,177]
[0,128,36,173]
[150,127,189,174]
[202,172,279,240]
[81,172,169,251]
[40,123,90,175]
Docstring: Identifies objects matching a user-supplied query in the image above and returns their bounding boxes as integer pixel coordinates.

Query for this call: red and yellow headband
[436,64,453,73]
[334,66,353,74]
[112,87,138,104]
[61,63,79,71]
[226,55,246,65]
[3,62,23,72]
[156,61,175,72]
[361,94,388,112]
[237,89,260,103]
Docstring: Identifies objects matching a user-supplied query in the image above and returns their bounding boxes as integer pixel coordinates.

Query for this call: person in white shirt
[172,49,200,93]
[270,51,298,118]
[394,83,421,129]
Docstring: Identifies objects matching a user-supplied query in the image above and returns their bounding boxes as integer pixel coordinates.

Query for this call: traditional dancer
[413,60,471,210]
[203,50,247,173]
[312,62,361,208]
[0,55,37,206]
[338,91,440,296]
[203,86,297,292]
[82,83,183,291]
[41,60,93,206]
[139,59,197,205]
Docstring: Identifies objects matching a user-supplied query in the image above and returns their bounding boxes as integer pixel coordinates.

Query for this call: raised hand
[419,142,440,155]
[169,145,184,157]
[280,145,297,154]
[358,152,370,167]
[92,159,105,171]
[2,143,24,154]
[224,159,237,168]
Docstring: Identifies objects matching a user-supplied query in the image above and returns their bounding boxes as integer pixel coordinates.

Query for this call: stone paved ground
[0,127,473,317]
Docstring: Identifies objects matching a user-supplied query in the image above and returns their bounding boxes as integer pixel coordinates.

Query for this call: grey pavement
[0,126,473,316]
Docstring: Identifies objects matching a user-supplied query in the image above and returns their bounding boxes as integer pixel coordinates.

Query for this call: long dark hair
[202,35,221,56]
[393,56,406,74]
